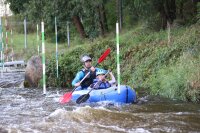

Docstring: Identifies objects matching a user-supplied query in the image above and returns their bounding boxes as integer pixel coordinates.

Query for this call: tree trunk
[179,0,184,19]
[97,5,105,36]
[160,10,167,29]
[72,16,87,38]
[116,0,123,30]
[119,0,123,29]
[192,0,200,15]
[97,3,108,36]
[157,0,176,29]
[165,0,176,24]
[100,4,108,33]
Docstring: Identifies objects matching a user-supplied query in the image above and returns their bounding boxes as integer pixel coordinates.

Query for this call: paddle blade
[59,92,73,104]
[76,94,90,104]
[98,48,111,64]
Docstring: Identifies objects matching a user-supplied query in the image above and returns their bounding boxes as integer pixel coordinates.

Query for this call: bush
[149,52,200,102]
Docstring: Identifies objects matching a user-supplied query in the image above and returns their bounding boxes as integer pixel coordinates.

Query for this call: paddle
[59,48,111,104]
[76,70,110,104]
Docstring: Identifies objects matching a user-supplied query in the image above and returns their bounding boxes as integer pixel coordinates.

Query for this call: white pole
[116,22,120,94]
[6,32,8,61]
[1,41,4,77]
[0,17,3,77]
[37,24,39,55]
[11,29,13,61]
[55,17,58,78]
[2,40,4,71]
[24,18,27,49]
[41,21,46,94]
[1,51,2,77]
[67,22,70,47]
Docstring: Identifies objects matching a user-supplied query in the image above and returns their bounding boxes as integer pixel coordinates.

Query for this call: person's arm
[108,72,116,85]
[71,71,84,86]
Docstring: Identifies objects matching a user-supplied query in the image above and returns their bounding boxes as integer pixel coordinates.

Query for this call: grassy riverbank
[44,23,200,102]
[3,22,200,102]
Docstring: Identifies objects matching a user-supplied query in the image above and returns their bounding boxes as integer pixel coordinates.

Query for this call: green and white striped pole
[116,22,120,94]
[37,24,39,55]
[41,21,46,94]
[55,17,58,78]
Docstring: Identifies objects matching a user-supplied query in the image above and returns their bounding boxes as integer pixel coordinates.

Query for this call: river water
[0,72,200,133]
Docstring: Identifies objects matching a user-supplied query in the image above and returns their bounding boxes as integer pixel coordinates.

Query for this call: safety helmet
[96,69,107,76]
[81,55,92,63]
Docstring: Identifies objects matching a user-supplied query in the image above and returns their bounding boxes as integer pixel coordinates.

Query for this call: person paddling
[72,55,100,91]
[91,69,116,89]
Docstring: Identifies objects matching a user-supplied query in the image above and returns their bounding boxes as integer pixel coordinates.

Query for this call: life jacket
[80,69,96,88]
[92,79,111,89]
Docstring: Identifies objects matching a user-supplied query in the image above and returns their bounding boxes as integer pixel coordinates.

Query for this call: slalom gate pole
[67,22,70,47]
[116,22,121,94]
[41,21,46,94]
[55,17,58,78]
[11,29,13,61]
[37,24,39,55]
[24,18,27,49]
[0,17,3,77]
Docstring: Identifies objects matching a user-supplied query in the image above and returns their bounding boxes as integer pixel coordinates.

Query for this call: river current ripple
[0,72,200,133]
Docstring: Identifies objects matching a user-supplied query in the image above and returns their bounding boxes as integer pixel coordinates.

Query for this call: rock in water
[24,56,42,87]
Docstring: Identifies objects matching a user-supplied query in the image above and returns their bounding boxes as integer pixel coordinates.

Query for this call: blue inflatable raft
[71,85,137,104]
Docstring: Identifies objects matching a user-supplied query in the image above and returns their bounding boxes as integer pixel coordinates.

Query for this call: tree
[116,0,123,30]
[6,0,110,39]
[153,0,176,29]
[96,0,108,36]
[72,16,87,38]
[5,0,30,14]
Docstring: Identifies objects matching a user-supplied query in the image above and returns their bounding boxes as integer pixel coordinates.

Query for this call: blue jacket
[72,68,101,88]
[92,78,111,89]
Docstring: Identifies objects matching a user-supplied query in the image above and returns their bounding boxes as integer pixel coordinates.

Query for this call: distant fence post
[24,17,27,49]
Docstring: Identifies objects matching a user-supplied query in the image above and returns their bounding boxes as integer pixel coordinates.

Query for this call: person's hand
[90,66,95,72]
[109,71,113,75]
[74,82,81,87]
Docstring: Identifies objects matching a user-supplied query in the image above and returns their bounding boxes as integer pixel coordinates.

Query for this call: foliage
[46,23,200,102]
[6,0,199,41]
[149,52,200,102]
[5,0,30,14]
[147,24,200,102]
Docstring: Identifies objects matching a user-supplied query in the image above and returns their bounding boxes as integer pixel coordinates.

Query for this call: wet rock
[24,56,42,88]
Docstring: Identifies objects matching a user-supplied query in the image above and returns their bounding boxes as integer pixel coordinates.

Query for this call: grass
[2,30,85,61]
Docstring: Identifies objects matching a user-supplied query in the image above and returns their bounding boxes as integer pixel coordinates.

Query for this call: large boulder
[24,56,42,88]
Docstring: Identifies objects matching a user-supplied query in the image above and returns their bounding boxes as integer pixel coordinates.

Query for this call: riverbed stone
[24,56,42,88]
